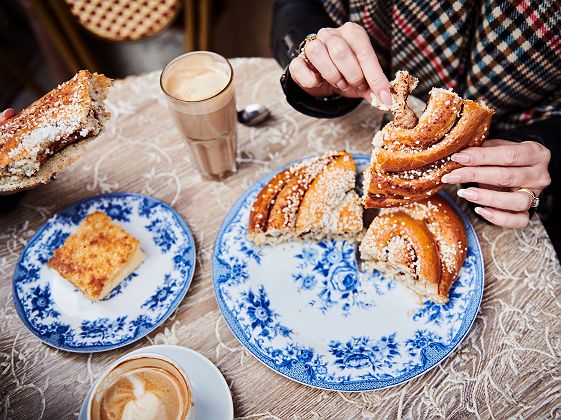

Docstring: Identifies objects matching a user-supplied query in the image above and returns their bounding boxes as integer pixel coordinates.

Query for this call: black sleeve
[279,67,363,119]
[271,0,361,119]
[271,0,335,68]
[492,118,560,195]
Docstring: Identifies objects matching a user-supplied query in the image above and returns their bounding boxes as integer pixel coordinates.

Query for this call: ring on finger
[299,33,318,63]
[517,188,540,208]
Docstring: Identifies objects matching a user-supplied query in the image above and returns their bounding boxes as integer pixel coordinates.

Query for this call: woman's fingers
[457,187,533,212]
[305,38,348,91]
[289,56,323,89]
[0,108,15,125]
[339,22,391,106]
[312,24,390,105]
[448,139,551,229]
[473,206,529,229]
[451,141,549,167]
[442,165,549,189]
[481,139,515,147]
[290,23,388,103]
[321,34,367,89]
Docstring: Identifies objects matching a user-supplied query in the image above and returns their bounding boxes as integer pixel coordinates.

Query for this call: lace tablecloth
[1,58,560,419]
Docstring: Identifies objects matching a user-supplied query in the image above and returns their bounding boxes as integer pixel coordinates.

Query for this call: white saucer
[79,345,233,419]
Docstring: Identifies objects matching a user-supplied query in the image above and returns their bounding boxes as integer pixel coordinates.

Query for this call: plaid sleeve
[464,0,561,131]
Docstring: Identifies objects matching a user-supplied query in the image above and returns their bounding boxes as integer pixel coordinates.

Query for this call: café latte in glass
[161,51,237,180]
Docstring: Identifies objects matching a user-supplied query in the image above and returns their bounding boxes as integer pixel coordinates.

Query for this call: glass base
[199,164,237,181]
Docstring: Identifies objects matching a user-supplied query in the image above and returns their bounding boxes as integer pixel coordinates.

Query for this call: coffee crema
[164,64,229,102]
[90,356,192,420]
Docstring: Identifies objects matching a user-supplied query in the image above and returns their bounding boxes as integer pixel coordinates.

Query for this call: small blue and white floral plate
[13,193,196,353]
[213,154,484,391]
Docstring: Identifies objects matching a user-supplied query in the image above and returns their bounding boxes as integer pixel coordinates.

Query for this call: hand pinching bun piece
[359,195,467,304]
[364,70,494,208]
[248,151,363,245]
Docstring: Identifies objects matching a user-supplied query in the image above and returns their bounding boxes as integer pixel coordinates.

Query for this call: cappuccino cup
[88,353,194,420]
[161,51,238,180]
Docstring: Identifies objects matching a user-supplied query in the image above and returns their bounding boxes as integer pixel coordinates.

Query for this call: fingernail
[357,82,369,91]
[474,207,493,218]
[457,188,478,200]
[2,108,15,119]
[451,153,471,164]
[441,174,461,183]
[337,80,349,91]
[379,89,393,107]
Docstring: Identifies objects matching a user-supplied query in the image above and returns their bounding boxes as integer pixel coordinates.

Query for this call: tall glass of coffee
[161,51,237,180]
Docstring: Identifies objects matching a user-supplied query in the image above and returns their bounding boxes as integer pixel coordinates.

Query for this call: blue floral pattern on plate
[212,154,484,391]
[13,193,196,353]
[292,241,394,315]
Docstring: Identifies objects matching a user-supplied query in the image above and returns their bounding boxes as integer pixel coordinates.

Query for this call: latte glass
[160,51,238,180]
[88,353,194,420]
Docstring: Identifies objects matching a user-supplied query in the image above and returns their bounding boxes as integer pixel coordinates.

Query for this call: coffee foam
[90,356,192,420]
[165,66,229,102]
[162,53,233,115]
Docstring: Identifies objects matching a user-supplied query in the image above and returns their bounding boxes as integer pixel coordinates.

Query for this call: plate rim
[212,153,484,391]
[12,192,197,353]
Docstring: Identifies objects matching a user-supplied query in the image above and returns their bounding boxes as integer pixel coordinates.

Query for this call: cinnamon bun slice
[248,151,363,245]
[363,70,494,208]
[0,70,111,193]
[360,195,467,303]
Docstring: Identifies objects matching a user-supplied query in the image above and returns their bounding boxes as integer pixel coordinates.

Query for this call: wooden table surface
[1,58,561,419]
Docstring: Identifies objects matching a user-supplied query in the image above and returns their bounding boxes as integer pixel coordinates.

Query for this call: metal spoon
[237,103,271,126]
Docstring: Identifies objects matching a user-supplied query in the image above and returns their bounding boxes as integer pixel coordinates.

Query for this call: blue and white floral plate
[213,154,484,391]
[13,193,196,353]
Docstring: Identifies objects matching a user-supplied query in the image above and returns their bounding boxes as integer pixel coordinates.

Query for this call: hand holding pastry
[288,22,391,105]
[0,108,15,125]
[443,139,551,228]
[363,71,495,208]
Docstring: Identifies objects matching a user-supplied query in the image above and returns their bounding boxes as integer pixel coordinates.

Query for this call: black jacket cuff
[280,67,363,119]
[270,0,337,68]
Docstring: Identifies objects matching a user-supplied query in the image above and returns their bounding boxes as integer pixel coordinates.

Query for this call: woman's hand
[442,139,551,228]
[288,22,392,107]
[0,108,15,125]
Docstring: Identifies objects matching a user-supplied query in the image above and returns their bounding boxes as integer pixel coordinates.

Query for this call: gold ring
[517,188,540,208]
[299,33,318,62]
[305,34,318,43]
[300,51,310,64]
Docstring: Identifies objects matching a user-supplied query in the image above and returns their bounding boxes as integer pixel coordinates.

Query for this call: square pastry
[47,211,145,301]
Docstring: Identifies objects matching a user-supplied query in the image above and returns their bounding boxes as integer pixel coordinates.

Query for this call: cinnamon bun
[248,151,363,245]
[364,70,494,208]
[360,195,467,303]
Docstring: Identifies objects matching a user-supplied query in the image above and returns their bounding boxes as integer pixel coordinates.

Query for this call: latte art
[90,356,192,420]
